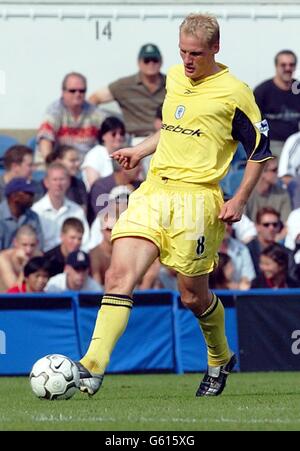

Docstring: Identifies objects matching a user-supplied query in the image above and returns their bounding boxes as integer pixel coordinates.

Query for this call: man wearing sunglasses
[254,50,300,157]
[89,44,166,144]
[36,72,105,169]
[247,206,296,278]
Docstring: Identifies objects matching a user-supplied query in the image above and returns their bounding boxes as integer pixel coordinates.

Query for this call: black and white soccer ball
[29,354,80,400]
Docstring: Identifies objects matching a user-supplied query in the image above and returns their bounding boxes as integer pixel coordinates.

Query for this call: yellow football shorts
[111,173,225,276]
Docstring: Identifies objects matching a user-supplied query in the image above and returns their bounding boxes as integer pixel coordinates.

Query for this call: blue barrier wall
[77,292,178,373]
[0,294,81,375]
[1,289,300,375]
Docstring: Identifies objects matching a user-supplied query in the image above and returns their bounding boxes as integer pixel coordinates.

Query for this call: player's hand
[111,148,141,169]
[218,197,245,223]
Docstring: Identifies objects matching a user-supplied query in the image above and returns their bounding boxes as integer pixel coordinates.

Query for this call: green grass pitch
[0,372,299,431]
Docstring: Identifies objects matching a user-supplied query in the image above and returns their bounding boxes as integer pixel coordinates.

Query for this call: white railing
[1,7,300,20]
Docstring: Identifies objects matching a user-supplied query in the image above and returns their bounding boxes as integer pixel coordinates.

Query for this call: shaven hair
[15,224,37,240]
[180,13,220,47]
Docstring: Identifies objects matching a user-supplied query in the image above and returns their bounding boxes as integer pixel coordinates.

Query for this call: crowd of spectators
[1,46,300,293]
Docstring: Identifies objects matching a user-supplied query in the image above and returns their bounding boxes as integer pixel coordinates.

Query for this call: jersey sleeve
[231,84,272,162]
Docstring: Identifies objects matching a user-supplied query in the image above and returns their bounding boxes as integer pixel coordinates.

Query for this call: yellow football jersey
[150,63,272,184]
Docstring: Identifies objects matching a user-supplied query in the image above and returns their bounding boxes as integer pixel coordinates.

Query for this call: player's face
[276,54,296,83]
[179,31,219,80]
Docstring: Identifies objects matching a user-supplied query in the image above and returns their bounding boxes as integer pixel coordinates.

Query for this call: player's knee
[104,266,132,293]
[180,292,199,310]
[180,291,211,315]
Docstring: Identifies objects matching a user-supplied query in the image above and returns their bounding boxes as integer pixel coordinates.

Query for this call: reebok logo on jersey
[254,119,269,137]
[161,123,202,137]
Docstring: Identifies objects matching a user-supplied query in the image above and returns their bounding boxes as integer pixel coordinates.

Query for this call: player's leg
[78,236,159,395]
[177,273,236,396]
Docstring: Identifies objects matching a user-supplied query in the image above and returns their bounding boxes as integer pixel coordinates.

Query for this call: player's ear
[211,41,220,54]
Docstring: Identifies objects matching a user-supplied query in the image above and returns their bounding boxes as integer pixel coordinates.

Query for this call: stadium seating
[26,136,37,151]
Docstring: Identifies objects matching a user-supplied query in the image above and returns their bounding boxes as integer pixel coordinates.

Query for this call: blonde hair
[180,13,220,47]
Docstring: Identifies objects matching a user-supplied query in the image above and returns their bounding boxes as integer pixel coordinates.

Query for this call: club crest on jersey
[254,119,269,137]
[175,105,185,120]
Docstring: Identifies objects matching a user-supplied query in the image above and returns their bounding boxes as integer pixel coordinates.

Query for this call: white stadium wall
[1,1,300,129]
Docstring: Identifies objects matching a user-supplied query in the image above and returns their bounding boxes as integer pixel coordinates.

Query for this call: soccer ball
[29,354,80,400]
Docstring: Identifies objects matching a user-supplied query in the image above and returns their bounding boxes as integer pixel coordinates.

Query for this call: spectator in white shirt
[81,117,126,191]
[285,208,300,251]
[32,162,90,252]
[278,131,300,187]
[219,223,256,289]
[232,214,257,244]
[45,250,102,292]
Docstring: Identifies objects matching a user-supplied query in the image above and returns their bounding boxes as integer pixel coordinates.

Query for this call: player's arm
[111,131,160,169]
[88,87,114,105]
[220,104,272,223]
[220,161,266,222]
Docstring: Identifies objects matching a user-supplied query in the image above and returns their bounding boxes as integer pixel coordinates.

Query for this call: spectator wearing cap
[81,116,127,191]
[45,250,102,292]
[31,163,90,252]
[35,72,105,169]
[0,177,44,250]
[89,44,166,143]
